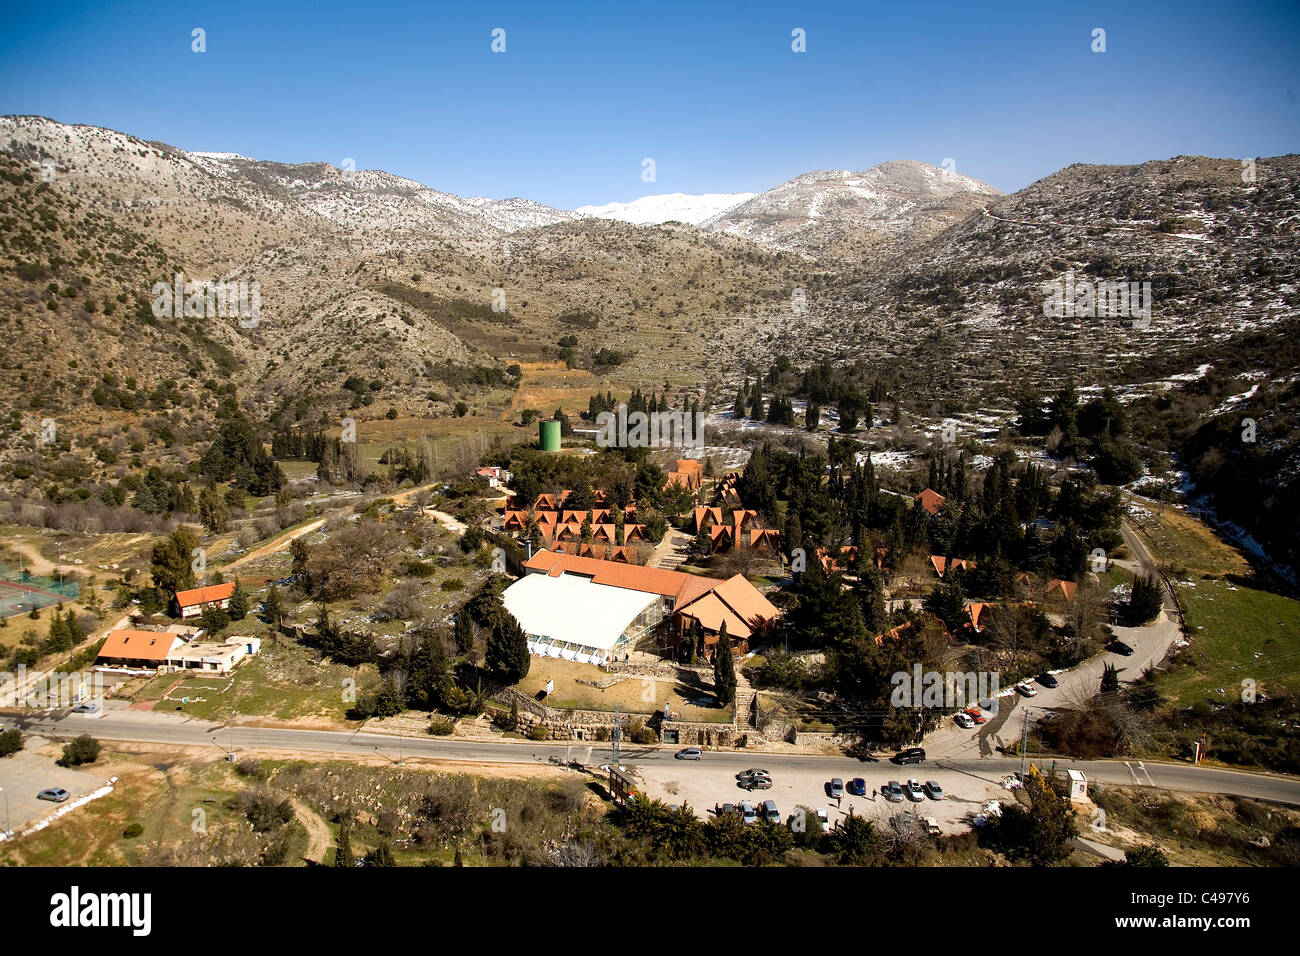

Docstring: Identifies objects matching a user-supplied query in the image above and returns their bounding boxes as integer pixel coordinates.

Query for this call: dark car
[38,788,69,802]
[1036,672,1060,688]
[736,768,770,779]
[847,777,867,796]
[893,747,926,765]
[1108,640,1135,656]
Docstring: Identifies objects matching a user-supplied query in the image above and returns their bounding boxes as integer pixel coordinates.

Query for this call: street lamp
[0,786,11,840]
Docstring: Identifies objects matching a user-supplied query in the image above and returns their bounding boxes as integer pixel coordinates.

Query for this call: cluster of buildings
[504,549,779,665]
[502,490,648,562]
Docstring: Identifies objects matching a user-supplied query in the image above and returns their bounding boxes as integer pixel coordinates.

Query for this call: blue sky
[1,0,1297,208]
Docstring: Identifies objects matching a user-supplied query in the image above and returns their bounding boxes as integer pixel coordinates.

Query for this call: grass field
[129,638,375,725]
[1126,504,1300,707]
[515,656,734,723]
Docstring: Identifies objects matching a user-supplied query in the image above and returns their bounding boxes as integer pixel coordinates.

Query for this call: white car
[905,779,925,802]
[954,712,976,729]
[1014,681,1038,697]
[815,808,831,833]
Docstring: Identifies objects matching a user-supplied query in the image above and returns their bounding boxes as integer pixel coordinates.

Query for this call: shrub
[428,717,456,736]
[122,823,144,839]
[0,728,23,757]
[59,734,100,766]
[527,724,549,741]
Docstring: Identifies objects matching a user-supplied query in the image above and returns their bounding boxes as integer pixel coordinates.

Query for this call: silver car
[883,780,904,802]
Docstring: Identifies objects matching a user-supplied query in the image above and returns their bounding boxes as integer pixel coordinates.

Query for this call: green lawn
[144,640,374,724]
[1165,576,1300,705]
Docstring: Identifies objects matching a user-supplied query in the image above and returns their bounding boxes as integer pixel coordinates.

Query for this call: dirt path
[290,797,331,864]
[427,509,467,536]
[221,519,326,573]
[3,538,57,575]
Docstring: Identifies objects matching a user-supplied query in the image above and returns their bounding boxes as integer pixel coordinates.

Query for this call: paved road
[7,708,1299,807]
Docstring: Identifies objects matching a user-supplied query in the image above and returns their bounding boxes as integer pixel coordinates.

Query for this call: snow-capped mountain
[576,192,756,226]
[703,162,1003,261]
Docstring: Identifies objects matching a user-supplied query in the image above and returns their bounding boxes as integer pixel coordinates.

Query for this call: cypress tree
[713,621,736,706]
[453,611,475,654]
[333,820,354,867]
[263,585,283,628]
[487,612,530,683]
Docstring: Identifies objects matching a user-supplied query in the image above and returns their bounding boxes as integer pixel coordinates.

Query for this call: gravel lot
[0,735,109,835]
[633,756,1025,835]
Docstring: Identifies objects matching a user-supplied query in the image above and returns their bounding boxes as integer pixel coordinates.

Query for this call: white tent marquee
[502,572,657,665]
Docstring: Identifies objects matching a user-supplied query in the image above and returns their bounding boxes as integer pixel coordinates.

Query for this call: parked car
[719,803,737,817]
[736,768,770,779]
[882,780,904,802]
[72,700,101,714]
[674,747,702,760]
[38,788,69,802]
[827,778,844,799]
[740,775,773,791]
[1037,672,1060,688]
[894,748,926,765]
[815,808,831,833]
[954,712,976,729]
[923,780,945,800]
[1014,681,1038,697]
[847,777,867,796]
[1108,640,1135,656]
[740,801,757,824]
[761,800,780,823]
[904,779,925,801]
[963,707,987,725]
[923,816,942,836]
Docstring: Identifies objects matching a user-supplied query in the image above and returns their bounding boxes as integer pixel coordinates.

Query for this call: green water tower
[539,418,562,452]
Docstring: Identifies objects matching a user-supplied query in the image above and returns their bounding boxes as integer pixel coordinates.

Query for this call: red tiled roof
[98,629,184,662]
[174,582,236,608]
[916,488,946,516]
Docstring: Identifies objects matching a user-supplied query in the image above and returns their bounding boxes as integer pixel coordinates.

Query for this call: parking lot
[0,734,108,836]
[633,755,1021,835]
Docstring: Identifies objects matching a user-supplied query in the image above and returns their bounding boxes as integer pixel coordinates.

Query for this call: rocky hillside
[0,116,813,434]
[769,155,1300,408]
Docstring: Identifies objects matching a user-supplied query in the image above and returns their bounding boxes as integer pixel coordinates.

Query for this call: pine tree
[733,382,747,418]
[227,579,248,621]
[749,379,764,421]
[713,622,736,706]
[366,840,396,867]
[1100,662,1119,694]
[487,612,530,683]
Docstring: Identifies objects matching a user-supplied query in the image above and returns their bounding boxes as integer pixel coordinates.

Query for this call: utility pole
[1019,706,1031,779]
[610,703,621,769]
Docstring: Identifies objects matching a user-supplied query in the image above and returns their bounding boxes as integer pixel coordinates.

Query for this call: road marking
[1124,761,1141,784]
[1138,761,1155,786]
